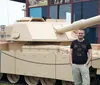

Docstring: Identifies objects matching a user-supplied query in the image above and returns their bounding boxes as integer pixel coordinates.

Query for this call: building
[11,0,100,43]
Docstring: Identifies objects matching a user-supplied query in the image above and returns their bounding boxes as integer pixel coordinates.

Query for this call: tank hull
[0,45,73,82]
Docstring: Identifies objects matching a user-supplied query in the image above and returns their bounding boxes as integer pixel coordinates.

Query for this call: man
[69,29,92,85]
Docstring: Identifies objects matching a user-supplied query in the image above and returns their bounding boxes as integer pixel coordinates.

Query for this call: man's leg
[80,65,90,85]
[72,64,82,85]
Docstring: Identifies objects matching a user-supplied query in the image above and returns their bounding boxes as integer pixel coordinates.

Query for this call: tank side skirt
[1,51,70,65]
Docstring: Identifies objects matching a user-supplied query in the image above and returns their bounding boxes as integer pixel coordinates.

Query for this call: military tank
[0,15,100,85]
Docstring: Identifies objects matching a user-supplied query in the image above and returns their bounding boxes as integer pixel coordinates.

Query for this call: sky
[0,0,25,26]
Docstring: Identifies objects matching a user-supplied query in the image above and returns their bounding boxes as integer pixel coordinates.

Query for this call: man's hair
[78,29,85,33]
[77,29,85,35]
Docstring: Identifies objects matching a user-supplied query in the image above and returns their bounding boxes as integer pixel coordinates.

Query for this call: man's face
[77,30,85,39]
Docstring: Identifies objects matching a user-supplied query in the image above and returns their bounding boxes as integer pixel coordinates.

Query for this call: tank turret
[2,15,100,43]
[0,16,100,85]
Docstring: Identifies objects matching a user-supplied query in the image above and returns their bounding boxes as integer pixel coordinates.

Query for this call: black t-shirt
[70,39,92,64]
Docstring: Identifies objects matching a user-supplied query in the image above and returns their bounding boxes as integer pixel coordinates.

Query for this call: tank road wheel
[40,78,55,85]
[0,73,3,80]
[7,74,20,83]
[24,76,39,85]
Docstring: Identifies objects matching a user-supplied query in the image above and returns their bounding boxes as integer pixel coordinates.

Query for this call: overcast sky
[0,0,25,26]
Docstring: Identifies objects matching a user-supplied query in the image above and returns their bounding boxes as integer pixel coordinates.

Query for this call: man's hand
[69,62,72,66]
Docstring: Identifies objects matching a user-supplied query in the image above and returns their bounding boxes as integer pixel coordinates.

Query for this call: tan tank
[0,15,100,85]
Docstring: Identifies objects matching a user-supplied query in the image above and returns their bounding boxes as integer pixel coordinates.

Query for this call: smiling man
[69,29,92,85]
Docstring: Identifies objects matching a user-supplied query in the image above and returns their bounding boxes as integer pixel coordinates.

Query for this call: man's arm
[69,48,72,65]
[86,49,92,65]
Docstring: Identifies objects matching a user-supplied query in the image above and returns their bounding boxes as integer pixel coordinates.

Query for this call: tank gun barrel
[55,15,100,33]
